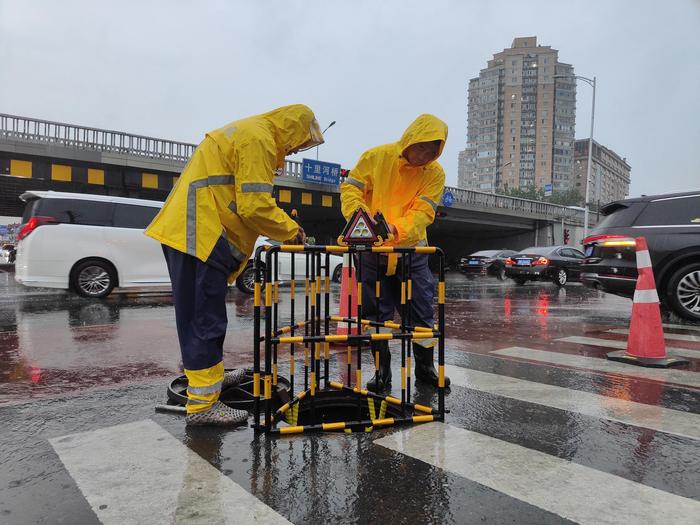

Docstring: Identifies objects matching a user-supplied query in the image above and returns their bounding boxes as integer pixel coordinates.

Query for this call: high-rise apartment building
[574,139,631,206]
[458,37,577,193]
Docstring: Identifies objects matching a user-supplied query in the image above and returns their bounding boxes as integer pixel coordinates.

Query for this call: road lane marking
[558,335,699,359]
[50,419,291,525]
[375,424,700,525]
[490,347,700,388]
[445,364,700,440]
[608,328,700,343]
[663,323,700,332]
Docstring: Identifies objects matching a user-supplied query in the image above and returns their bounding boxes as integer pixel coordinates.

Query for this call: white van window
[113,204,160,229]
[28,198,113,226]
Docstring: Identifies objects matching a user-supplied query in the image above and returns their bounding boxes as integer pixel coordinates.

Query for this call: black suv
[581,191,700,321]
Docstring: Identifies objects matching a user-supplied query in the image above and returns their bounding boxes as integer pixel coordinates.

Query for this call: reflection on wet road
[1,271,698,524]
[4,271,697,403]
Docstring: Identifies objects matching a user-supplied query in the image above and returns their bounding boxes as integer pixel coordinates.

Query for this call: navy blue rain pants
[162,237,241,371]
[355,253,435,329]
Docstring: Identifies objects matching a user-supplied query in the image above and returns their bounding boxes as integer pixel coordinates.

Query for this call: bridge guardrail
[1,113,584,224]
[0,113,195,162]
[447,185,584,221]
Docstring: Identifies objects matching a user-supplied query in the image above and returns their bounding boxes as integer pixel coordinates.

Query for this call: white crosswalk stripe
[490,347,700,388]
[375,423,700,525]
[50,419,291,525]
[608,328,700,343]
[557,335,699,359]
[663,323,700,332]
[445,364,700,440]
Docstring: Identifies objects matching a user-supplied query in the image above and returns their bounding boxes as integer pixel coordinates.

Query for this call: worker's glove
[288,227,306,245]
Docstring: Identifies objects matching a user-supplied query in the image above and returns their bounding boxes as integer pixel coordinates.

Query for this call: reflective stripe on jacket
[146,104,321,283]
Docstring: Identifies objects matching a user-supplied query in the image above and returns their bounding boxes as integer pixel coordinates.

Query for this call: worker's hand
[289,227,306,245]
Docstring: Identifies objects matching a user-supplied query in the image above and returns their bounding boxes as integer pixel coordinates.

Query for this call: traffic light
[563,228,570,245]
[340,168,350,178]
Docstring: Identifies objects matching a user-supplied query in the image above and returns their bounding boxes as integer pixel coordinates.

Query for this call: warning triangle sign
[338,208,380,246]
[351,216,372,238]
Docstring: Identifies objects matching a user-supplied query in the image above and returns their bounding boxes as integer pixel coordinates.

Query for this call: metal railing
[447,185,584,221]
[0,113,195,162]
[1,113,584,223]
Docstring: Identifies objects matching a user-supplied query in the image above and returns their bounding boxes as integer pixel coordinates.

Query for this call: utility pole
[554,74,596,241]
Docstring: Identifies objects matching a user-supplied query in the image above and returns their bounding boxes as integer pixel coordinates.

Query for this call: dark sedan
[459,249,518,280]
[505,246,585,286]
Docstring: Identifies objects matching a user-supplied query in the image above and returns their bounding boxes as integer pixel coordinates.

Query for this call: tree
[547,188,584,207]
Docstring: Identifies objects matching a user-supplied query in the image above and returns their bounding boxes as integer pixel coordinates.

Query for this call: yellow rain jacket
[340,114,447,248]
[146,104,323,284]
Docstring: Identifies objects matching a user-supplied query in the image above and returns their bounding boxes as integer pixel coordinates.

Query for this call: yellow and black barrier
[327,381,437,415]
[329,316,436,333]
[272,414,437,435]
[252,243,446,434]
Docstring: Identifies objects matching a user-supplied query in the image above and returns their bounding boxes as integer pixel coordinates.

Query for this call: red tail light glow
[534,257,549,266]
[505,257,514,266]
[16,216,58,241]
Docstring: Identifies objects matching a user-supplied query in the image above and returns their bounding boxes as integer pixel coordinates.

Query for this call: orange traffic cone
[30,364,42,384]
[336,254,358,335]
[607,236,688,368]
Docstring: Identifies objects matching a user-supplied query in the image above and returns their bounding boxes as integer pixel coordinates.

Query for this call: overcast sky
[1,0,698,197]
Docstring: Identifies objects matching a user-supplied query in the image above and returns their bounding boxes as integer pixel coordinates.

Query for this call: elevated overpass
[0,113,586,263]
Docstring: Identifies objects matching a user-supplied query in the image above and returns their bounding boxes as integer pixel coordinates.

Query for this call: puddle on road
[1,274,697,403]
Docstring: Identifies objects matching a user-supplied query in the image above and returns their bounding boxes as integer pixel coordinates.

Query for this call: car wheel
[554,269,568,287]
[71,259,117,298]
[666,263,700,321]
[236,264,260,294]
[332,264,343,283]
[514,277,527,286]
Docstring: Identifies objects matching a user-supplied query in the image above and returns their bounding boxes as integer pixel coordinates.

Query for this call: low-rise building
[573,139,631,206]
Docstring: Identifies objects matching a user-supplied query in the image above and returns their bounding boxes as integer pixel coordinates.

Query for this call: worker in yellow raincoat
[146,104,324,426]
[340,114,451,392]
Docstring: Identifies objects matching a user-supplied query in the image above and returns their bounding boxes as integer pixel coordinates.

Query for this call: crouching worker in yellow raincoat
[146,105,324,426]
[340,114,451,392]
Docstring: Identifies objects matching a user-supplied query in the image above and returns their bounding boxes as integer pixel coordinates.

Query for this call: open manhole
[289,389,405,429]
[167,368,291,413]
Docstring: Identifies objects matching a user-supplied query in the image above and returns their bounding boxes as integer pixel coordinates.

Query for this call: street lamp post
[316,120,336,160]
[554,74,596,241]
[583,76,596,241]
[495,161,512,192]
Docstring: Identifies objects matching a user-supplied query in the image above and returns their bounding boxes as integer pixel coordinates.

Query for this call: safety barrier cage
[252,243,446,435]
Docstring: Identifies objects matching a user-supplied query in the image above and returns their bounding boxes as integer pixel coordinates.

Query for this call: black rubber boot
[413,343,450,387]
[366,341,392,392]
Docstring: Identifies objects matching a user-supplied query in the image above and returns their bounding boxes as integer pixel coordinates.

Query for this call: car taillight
[16,216,58,241]
[583,234,636,247]
[534,257,549,266]
[505,257,514,266]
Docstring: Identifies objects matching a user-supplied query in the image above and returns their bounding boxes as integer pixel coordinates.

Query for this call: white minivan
[15,191,169,297]
[15,191,343,298]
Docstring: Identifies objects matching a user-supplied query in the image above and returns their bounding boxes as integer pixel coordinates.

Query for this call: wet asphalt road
[1,271,699,524]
